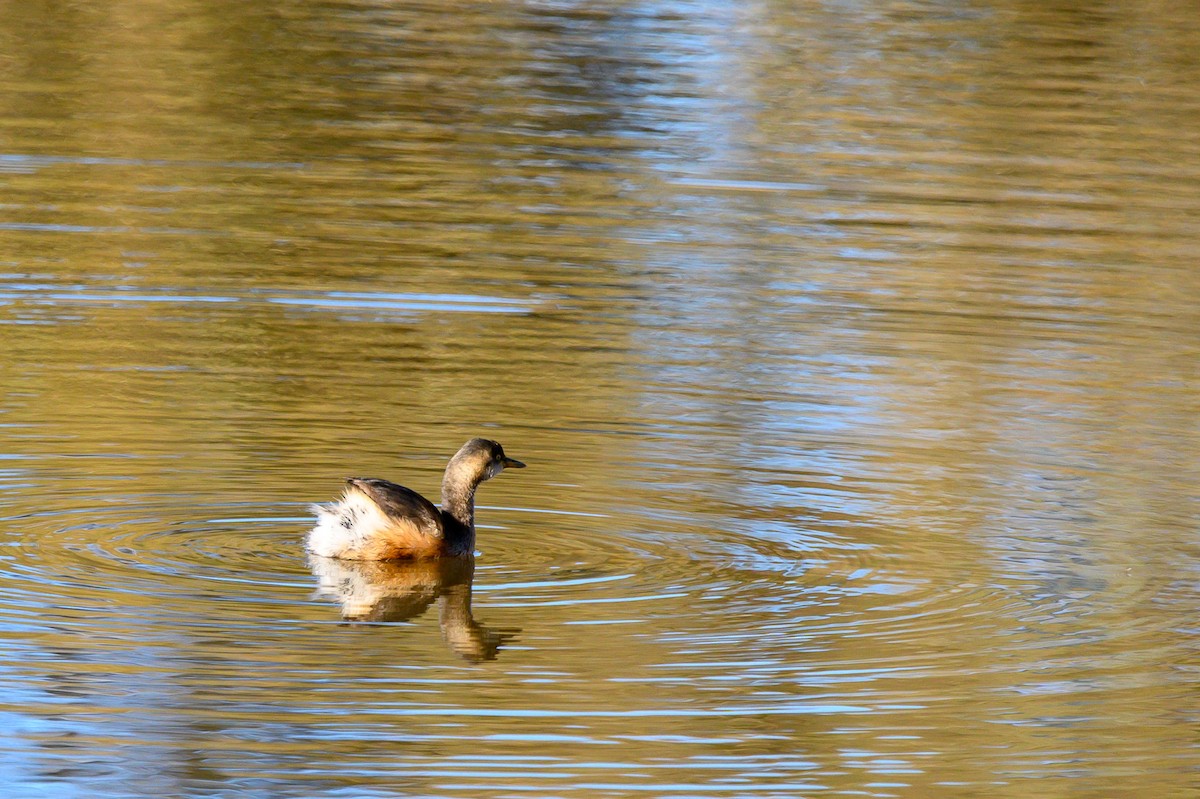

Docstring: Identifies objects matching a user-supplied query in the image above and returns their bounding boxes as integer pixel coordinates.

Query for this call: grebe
[308,438,525,560]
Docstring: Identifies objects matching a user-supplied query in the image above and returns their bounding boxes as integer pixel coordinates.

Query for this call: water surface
[1,1,1198,797]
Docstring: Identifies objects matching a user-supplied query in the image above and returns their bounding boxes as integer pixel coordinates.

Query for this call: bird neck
[441,474,479,532]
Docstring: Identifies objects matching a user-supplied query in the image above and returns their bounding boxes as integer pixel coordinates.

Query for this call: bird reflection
[307,555,517,662]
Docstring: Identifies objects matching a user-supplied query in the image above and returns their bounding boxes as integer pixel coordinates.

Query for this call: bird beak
[503,457,526,469]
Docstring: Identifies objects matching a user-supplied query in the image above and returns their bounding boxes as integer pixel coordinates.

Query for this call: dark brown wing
[345,478,444,541]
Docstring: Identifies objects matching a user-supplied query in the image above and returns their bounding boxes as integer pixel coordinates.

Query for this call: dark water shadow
[307,555,518,662]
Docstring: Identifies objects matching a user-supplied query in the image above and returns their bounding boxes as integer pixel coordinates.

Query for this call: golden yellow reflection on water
[0,1,1198,797]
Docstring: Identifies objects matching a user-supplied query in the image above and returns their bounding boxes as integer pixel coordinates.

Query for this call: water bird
[308,438,525,560]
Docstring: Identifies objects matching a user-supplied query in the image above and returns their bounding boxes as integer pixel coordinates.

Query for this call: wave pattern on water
[0,0,1198,797]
